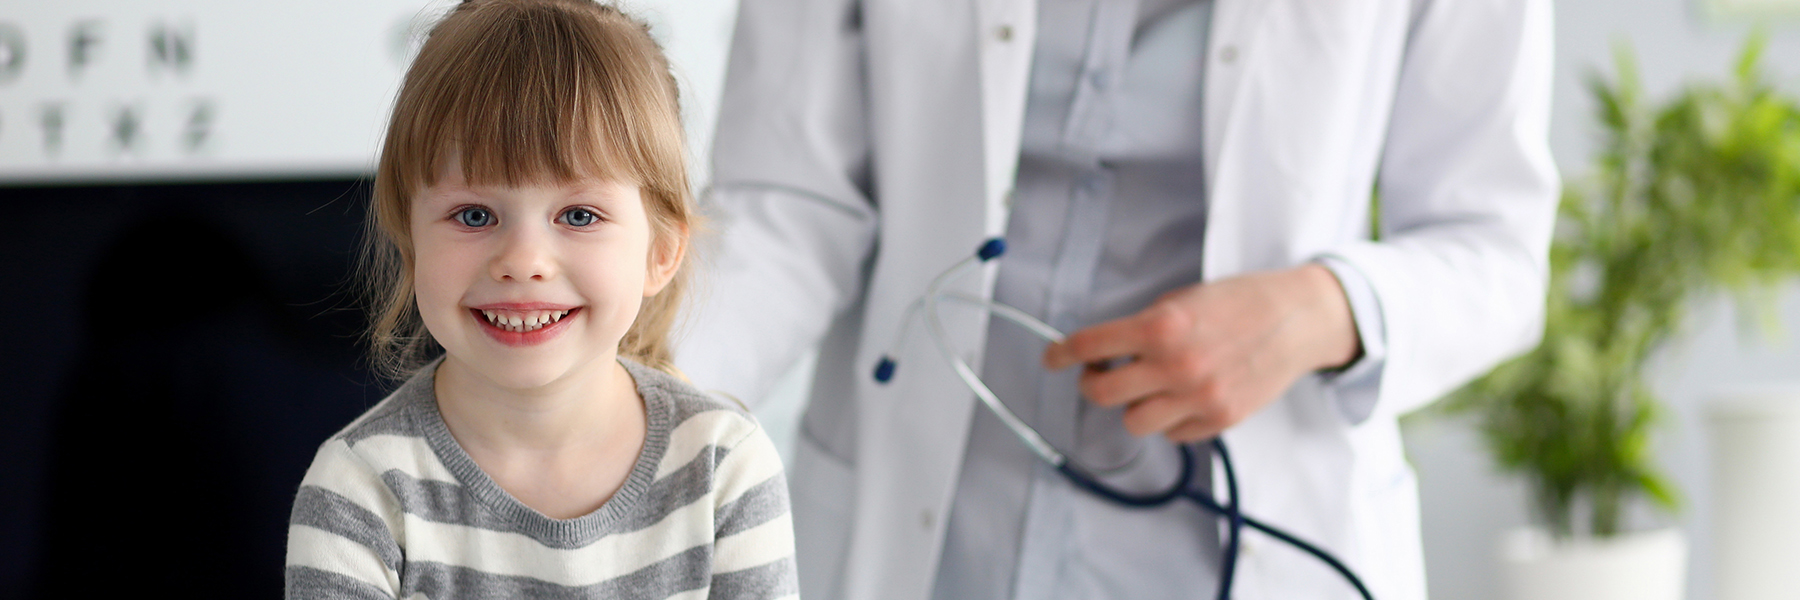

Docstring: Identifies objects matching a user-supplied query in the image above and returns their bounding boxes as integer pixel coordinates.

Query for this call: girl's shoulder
[622,359,786,510]
[622,358,767,452]
[288,367,442,599]
[623,362,795,595]
[327,362,438,448]
[302,363,446,495]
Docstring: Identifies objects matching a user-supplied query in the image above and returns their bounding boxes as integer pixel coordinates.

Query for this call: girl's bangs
[393,2,662,195]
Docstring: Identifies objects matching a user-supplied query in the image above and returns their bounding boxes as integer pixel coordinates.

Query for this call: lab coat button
[920,509,935,529]
[1090,71,1112,90]
[995,25,1014,42]
[1219,46,1239,64]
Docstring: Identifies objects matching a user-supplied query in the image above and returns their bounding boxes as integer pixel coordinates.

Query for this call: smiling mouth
[476,308,576,333]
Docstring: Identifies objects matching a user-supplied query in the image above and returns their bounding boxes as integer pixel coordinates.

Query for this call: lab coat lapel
[1202,2,1282,598]
[976,0,1036,232]
[849,2,1013,599]
[1201,0,1275,283]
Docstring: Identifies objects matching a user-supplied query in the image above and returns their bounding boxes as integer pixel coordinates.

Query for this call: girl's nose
[490,225,558,282]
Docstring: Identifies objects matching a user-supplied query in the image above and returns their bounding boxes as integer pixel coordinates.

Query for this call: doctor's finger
[1164,417,1221,444]
[1120,394,1204,438]
[1044,315,1154,371]
[1078,360,1168,408]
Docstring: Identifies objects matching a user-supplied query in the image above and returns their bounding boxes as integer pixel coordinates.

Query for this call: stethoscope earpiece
[873,356,897,384]
[976,237,1007,261]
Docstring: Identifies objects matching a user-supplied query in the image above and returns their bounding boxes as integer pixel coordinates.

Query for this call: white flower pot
[1498,527,1686,600]
[1709,386,1800,600]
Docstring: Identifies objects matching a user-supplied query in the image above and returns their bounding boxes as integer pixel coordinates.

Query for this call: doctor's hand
[1043,263,1361,443]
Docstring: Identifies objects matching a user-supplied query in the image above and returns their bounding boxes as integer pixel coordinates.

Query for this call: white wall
[1408,3,1800,599]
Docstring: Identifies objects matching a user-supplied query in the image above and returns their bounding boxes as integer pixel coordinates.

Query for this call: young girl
[285,1,796,598]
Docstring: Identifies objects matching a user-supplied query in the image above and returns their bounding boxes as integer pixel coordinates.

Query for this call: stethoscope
[872,238,1375,600]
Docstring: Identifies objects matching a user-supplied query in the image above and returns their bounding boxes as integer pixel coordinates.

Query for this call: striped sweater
[285,359,797,599]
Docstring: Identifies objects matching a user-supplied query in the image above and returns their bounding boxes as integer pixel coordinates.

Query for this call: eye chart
[0,0,737,184]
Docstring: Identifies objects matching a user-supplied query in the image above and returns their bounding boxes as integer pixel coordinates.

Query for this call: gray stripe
[661,386,741,424]
[339,378,429,445]
[399,544,713,600]
[619,445,728,533]
[291,486,404,571]
[715,475,791,538]
[711,557,800,599]
[286,565,394,600]
[626,359,764,429]
[374,445,722,547]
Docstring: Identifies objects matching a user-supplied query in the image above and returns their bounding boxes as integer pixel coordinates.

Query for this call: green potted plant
[1444,36,1800,600]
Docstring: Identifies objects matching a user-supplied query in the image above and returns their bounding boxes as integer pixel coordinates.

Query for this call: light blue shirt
[932,1,1387,598]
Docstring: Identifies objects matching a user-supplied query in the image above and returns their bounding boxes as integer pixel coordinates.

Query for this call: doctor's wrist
[1287,263,1362,373]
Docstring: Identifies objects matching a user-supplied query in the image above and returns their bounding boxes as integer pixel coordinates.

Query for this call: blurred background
[0,1,1796,598]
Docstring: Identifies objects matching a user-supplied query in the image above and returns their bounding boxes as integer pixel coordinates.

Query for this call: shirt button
[1219,45,1239,64]
[1090,70,1113,90]
[995,25,1014,42]
[920,509,936,529]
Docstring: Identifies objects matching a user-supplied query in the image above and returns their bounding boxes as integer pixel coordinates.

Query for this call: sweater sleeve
[708,422,799,600]
[286,439,404,600]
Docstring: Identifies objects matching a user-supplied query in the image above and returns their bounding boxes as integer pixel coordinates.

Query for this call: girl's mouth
[470,307,580,346]
[478,308,572,332]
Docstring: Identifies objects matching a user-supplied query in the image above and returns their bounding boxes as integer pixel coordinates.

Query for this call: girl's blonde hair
[362,0,694,380]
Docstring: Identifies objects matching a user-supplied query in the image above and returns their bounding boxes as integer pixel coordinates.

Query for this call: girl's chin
[442,351,617,390]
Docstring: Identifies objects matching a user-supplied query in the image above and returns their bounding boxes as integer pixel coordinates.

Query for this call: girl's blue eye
[560,208,598,227]
[456,207,494,228]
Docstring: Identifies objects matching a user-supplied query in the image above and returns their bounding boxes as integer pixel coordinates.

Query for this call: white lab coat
[676,0,1558,599]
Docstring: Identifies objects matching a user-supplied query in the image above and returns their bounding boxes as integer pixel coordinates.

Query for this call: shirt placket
[1032,0,1138,460]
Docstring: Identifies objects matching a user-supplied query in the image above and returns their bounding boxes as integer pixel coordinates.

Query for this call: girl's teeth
[479,309,570,332]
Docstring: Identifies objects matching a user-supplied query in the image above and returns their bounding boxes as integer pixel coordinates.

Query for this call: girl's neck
[433,354,650,520]
[433,353,641,452]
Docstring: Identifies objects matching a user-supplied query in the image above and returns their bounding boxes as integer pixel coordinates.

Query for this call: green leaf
[1443,34,1800,538]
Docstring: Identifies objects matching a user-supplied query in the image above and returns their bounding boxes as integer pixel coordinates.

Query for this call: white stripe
[400,494,716,587]
[713,513,796,574]
[301,440,405,540]
[352,434,460,484]
[655,410,757,480]
[662,588,710,600]
[288,524,402,594]
[712,428,785,506]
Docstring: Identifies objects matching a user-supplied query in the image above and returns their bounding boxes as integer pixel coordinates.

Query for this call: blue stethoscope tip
[873,357,897,384]
[977,238,1007,261]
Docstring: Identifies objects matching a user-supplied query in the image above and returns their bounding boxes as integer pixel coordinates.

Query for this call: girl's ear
[643,222,688,297]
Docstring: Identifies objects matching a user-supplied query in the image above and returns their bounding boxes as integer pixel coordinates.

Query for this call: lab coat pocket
[791,428,856,600]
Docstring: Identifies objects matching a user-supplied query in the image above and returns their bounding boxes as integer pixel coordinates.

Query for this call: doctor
[677,0,1557,599]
